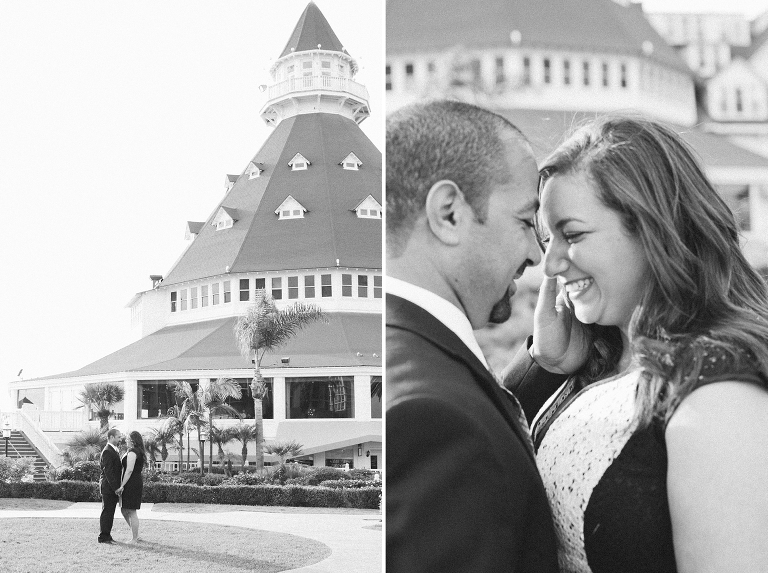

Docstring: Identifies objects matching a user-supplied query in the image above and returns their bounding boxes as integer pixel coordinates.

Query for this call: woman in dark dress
[116,430,146,544]
[528,115,768,572]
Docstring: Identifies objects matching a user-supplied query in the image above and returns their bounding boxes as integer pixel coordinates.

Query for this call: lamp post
[199,427,208,475]
[2,420,11,457]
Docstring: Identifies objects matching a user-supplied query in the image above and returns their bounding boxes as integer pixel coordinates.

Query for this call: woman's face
[126,435,133,448]
[540,170,649,334]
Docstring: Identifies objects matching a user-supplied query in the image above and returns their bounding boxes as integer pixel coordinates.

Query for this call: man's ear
[424,180,470,246]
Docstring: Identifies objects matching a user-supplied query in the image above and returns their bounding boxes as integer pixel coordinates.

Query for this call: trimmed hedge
[0,481,380,509]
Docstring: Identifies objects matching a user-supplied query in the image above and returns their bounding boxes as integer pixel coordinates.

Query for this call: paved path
[0,503,382,573]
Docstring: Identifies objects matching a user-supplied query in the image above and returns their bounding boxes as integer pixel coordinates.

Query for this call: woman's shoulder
[679,337,766,388]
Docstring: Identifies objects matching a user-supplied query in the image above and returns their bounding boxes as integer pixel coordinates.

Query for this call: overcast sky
[0,0,384,383]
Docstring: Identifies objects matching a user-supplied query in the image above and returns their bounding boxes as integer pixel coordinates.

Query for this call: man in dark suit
[98,428,122,544]
[386,100,559,572]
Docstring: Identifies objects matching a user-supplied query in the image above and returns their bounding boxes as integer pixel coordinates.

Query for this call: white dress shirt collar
[387,276,490,370]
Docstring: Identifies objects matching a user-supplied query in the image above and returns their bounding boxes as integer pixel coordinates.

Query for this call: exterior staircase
[3,430,49,481]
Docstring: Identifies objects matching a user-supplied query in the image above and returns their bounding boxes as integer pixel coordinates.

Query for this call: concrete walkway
[0,502,382,573]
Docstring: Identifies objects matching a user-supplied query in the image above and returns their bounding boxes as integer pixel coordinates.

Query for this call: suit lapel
[387,294,536,463]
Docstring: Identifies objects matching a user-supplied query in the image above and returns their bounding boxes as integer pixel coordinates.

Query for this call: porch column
[123,379,138,424]
[354,375,372,420]
[272,376,286,421]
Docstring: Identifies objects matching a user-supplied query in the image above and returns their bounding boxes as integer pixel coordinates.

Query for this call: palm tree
[163,405,188,472]
[148,424,176,470]
[228,423,259,472]
[234,290,325,470]
[143,432,161,470]
[199,377,242,472]
[76,383,125,430]
[65,427,107,462]
[209,424,237,471]
[172,381,207,474]
[264,440,304,467]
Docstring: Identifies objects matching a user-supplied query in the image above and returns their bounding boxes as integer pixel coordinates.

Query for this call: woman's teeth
[564,278,593,293]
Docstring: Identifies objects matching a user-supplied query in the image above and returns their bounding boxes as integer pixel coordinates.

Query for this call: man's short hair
[386,100,527,254]
[107,428,120,439]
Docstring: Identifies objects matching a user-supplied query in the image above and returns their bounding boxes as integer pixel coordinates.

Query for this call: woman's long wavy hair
[128,430,147,469]
[538,114,768,427]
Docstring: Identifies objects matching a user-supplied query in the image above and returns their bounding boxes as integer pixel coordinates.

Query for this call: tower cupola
[259,2,370,126]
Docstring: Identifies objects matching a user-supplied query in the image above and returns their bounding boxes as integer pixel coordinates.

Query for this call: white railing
[2,410,64,468]
[267,75,369,101]
[35,410,88,431]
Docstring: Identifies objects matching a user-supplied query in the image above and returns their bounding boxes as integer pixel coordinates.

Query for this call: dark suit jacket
[100,444,121,496]
[386,294,559,573]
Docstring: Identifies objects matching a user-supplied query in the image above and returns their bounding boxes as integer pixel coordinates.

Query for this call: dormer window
[247,162,263,179]
[340,152,362,171]
[185,221,204,240]
[288,153,310,171]
[225,174,237,193]
[353,195,383,219]
[275,195,307,220]
[302,61,313,70]
[212,206,238,231]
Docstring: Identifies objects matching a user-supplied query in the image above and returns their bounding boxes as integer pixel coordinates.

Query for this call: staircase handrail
[7,410,64,468]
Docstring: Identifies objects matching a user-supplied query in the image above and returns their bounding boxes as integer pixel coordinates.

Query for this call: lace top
[533,343,765,573]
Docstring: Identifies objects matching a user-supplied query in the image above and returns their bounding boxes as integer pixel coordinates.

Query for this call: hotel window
[583,61,590,86]
[543,58,551,84]
[223,281,231,303]
[201,285,209,307]
[371,376,382,419]
[286,376,354,419]
[302,60,312,70]
[374,275,382,298]
[240,279,249,301]
[405,62,414,86]
[255,278,265,295]
[170,291,177,312]
[358,275,368,297]
[212,283,220,305]
[342,274,352,297]
[223,378,273,419]
[385,64,391,90]
[137,380,188,419]
[288,276,299,299]
[523,56,531,85]
[321,274,332,297]
[180,289,188,311]
[272,277,283,300]
[321,60,331,69]
[563,59,571,85]
[736,88,743,113]
[190,287,198,309]
[305,275,315,298]
[620,63,627,88]
[495,56,504,85]
[602,62,609,87]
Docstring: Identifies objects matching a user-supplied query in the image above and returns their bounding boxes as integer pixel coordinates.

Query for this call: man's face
[457,138,542,329]
[109,431,121,446]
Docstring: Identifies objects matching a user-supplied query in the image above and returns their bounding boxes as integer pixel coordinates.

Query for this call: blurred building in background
[386,0,768,371]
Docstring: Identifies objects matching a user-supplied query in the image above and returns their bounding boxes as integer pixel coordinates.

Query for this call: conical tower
[260,1,370,126]
[20,2,383,472]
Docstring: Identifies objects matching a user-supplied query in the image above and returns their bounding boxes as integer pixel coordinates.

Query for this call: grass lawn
[0,499,74,510]
[153,502,381,515]
[0,518,330,573]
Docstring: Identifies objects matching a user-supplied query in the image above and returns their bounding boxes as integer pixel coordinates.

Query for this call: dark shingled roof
[279,1,346,58]
[31,312,381,380]
[162,113,381,286]
[496,108,768,168]
[386,0,689,74]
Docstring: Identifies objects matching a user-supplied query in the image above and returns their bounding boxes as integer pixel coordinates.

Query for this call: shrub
[0,480,381,509]
[293,466,348,486]
[319,479,374,489]
[53,460,101,482]
[222,472,268,486]
[0,457,37,483]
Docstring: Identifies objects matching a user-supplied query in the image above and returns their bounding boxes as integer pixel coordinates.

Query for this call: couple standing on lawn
[98,428,146,544]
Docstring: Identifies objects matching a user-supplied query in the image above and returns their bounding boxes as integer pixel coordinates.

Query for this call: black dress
[531,342,765,573]
[120,448,145,510]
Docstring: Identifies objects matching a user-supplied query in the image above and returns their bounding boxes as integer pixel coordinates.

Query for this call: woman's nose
[542,240,568,278]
